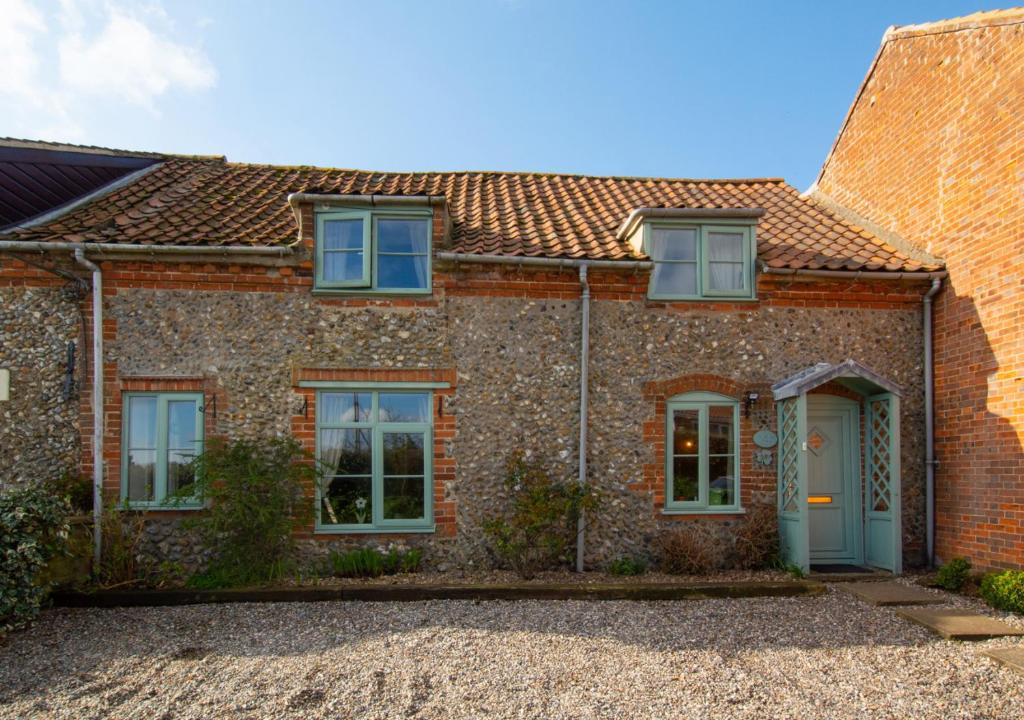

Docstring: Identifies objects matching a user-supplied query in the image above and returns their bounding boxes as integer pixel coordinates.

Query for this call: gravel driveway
[1,586,1021,719]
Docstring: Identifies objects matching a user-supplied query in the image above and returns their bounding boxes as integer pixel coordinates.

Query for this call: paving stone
[838,581,944,606]
[980,646,1024,677]
[894,607,1024,641]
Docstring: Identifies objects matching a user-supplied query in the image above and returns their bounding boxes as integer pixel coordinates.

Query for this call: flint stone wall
[110,288,925,570]
[0,285,81,489]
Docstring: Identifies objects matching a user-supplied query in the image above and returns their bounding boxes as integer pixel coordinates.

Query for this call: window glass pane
[708,455,735,506]
[321,429,372,475]
[672,409,700,454]
[377,253,428,289]
[127,449,155,501]
[167,451,196,497]
[321,393,371,424]
[708,406,734,454]
[672,456,699,502]
[652,262,697,296]
[323,250,365,283]
[377,218,429,254]
[167,400,197,449]
[383,477,425,520]
[379,393,430,423]
[707,232,743,261]
[323,218,365,250]
[708,263,744,291]
[323,476,372,525]
[651,228,697,261]
[128,396,157,448]
[383,432,425,475]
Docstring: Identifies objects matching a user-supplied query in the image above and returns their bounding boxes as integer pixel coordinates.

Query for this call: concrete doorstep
[980,647,1024,677]
[838,581,944,606]
[894,607,1024,642]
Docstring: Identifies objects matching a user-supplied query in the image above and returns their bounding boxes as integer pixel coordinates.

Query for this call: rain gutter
[923,277,943,566]
[71,249,104,569]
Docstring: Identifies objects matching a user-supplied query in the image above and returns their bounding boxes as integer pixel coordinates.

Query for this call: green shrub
[183,436,315,588]
[43,472,93,514]
[1,485,70,635]
[325,547,423,578]
[607,556,647,576]
[483,451,599,579]
[935,557,972,591]
[980,570,1024,614]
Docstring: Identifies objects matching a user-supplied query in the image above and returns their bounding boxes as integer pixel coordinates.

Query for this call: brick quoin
[817,14,1024,568]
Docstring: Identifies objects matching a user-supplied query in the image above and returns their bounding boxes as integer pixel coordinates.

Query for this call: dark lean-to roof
[0,138,162,231]
[2,143,942,272]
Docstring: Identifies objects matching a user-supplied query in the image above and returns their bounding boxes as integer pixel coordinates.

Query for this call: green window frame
[664,391,742,513]
[315,209,432,294]
[121,392,204,509]
[315,388,434,533]
[645,221,756,300]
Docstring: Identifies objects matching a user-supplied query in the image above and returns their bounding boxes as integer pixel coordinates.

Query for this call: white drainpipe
[576,265,590,572]
[923,277,943,566]
[72,249,104,568]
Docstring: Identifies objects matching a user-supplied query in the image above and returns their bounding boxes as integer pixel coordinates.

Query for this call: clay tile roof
[4,155,943,271]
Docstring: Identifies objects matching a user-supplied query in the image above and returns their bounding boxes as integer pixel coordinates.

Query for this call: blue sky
[0,0,1009,189]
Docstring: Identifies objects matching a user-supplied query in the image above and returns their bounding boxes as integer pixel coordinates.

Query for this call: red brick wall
[817,15,1024,568]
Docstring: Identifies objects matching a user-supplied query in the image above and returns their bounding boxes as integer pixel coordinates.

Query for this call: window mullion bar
[699,404,709,507]
[156,395,168,503]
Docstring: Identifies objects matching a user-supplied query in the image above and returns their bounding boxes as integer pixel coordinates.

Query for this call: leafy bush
[980,570,1024,614]
[324,547,423,578]
[184,436,315,588]
[733,502,780,570]
[483,451,598,579]
[654,527,714,575]
[43,472,93,514]
[935,557,972,591]
[607,556,647,576]
[1,485,70,635]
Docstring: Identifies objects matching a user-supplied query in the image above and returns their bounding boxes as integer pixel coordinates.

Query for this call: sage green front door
[806,396,861,564]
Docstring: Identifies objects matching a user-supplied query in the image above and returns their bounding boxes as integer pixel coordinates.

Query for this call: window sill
[124,503,205,512]
[314,524,436,535]
[661,507,746,516]
[647,295,758,303]
[311,289,433,298]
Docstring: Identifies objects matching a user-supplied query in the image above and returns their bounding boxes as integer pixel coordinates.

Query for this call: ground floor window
[122,392,204,507]
[316,389,433,532]
[665,391,740,512]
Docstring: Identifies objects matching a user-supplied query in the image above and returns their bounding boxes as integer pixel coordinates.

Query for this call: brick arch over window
[634,374,775,518]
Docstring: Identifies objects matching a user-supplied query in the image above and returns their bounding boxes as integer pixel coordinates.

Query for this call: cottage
[0,137,944,574]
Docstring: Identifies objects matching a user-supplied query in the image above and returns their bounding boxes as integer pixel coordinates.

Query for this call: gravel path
[1,586,1021,719]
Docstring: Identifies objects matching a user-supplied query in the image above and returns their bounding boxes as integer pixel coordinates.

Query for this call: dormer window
[619,209,760,300]
[315,209,432,293]
[647,222,754,299]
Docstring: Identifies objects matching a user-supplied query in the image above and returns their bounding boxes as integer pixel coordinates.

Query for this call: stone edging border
[51,580,825,607]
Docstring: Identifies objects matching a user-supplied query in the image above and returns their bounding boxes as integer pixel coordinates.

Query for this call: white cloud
[0,0,216,140]
[59,7,216,111]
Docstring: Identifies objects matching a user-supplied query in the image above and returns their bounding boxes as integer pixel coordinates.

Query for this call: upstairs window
[316,210,432,293]
[646,222,755,300]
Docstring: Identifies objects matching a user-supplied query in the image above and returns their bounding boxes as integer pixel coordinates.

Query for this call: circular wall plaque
[753,428,778,449]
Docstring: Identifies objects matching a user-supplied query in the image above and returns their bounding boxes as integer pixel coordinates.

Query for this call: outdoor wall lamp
[743,391,760,418]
